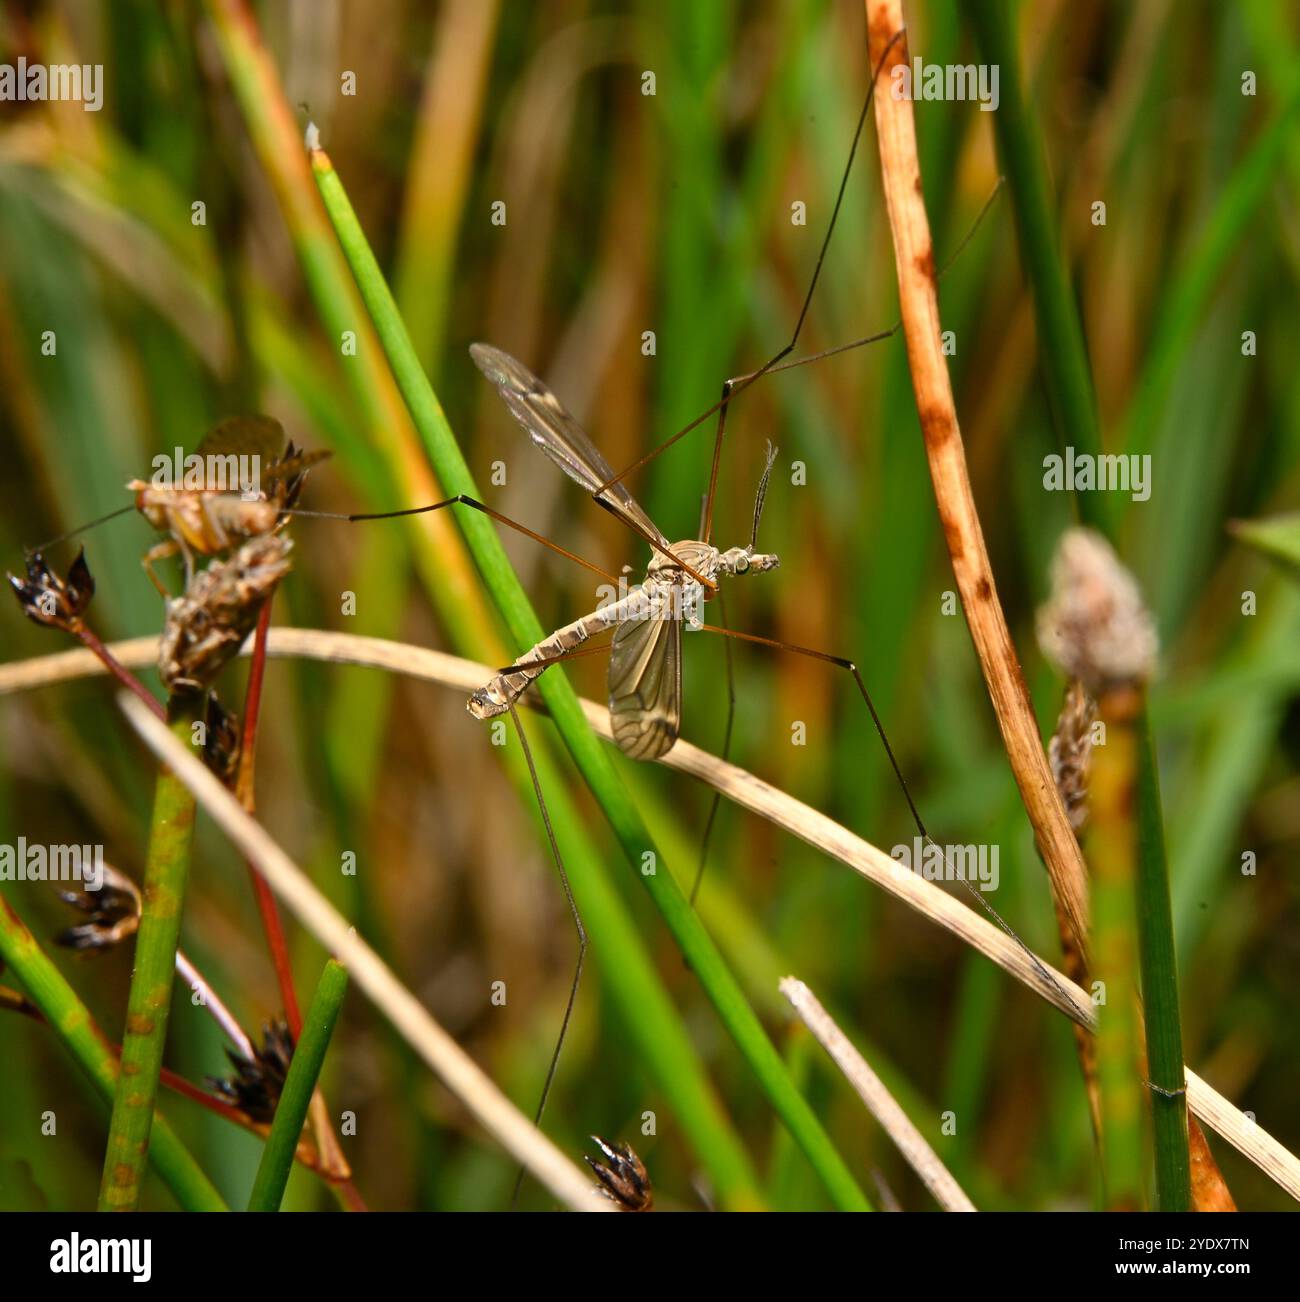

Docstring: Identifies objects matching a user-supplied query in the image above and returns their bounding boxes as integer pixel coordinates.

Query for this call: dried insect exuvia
[54,863,142,952]
[207,1018,295,1124]
[585,1136,653,1211]
[159,534,292,695]
[7,548,95,631]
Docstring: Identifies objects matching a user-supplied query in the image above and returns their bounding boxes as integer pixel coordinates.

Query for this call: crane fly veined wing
[608,607,681,760]
[469,343,669,546]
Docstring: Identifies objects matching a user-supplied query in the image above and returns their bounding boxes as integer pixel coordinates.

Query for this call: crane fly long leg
[736,180,1003,385]
[303,494,621,585]
[695,622,1081,1014]
[690,590,735,906]
[505,701,587,1208]
[697,624,926,835]
[594,28,906,508]
[642,165,1002,539]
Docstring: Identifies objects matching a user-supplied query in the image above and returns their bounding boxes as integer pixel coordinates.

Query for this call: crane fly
[466,343,780,761]
[446,79,1072,1014]
[439,33,1011,907]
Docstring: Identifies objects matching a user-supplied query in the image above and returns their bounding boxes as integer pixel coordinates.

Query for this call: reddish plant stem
[238,599,303,1036]
[864,0,1090,952]
[238,601,351,1184]
[76,625,165,721]
[157,1067,332,1177]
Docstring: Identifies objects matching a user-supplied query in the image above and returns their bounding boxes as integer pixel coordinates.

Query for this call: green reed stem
[1134,703,1191,1210]
[248,959,349,1211]
[967,0,1108,536]
[1089,687,1146,1208]
[202,0,769,1209]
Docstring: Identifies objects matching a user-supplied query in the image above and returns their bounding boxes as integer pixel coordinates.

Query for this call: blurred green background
[0,0,1297,1211]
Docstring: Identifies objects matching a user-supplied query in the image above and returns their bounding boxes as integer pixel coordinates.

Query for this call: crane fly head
[719,545,779,578]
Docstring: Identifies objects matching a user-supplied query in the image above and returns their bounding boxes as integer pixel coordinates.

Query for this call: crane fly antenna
[749,442,779,552]
[27,504,136,556]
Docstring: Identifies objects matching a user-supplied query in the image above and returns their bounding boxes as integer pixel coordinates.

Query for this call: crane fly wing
[470,343,669,546]
[608,608,680,760]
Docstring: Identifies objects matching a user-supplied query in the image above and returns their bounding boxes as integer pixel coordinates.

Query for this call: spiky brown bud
[1049,680,1096,836]
[202,691,242,786]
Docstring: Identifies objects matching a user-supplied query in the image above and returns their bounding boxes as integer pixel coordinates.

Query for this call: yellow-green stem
[98,698,202,1211]
[1089,686,1145,1209]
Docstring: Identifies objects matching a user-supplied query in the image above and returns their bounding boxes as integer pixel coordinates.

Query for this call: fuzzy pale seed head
[1037,528,1158,691]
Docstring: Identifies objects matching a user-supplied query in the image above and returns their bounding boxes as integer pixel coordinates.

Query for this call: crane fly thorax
[642,540,721,627]
[646,539,720,582]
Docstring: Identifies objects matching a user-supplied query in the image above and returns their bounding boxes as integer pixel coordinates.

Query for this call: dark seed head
[8,548,95,631]
[54,864,141,953]
[207,1018,295,1124]
[202,692,242,786]
[584,1136,653,1211]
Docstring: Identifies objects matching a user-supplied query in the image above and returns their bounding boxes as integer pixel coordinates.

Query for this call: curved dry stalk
[780,976,976,1212]
[113,691,606,1214]
[863,0,1090,956]
[3,633,1297,1203]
